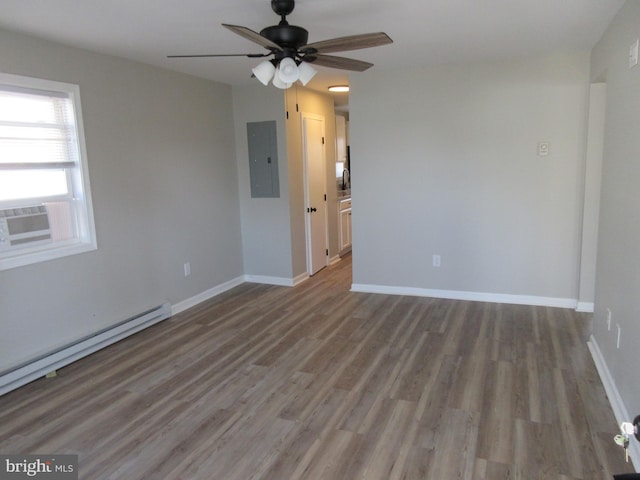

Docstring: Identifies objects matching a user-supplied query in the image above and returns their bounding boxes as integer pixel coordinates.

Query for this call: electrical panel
[247,121,280,198]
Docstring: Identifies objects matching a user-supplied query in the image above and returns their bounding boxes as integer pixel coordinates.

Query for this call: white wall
[590,0,640,421]
[349,53,590,305]
[0,28,244,372]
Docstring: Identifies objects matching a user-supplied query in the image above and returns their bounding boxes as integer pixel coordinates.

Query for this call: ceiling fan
[168,0,393,89]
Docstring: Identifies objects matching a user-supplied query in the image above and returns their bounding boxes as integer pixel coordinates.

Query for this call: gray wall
[0,28,243,372]
[349,53,590,303]
[232,85,293,280]
[591,0,640,416]
[233,84,338,282]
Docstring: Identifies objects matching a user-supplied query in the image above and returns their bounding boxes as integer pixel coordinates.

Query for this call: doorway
[302,112,328,276]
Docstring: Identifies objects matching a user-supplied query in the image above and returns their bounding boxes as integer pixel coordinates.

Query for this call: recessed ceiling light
[328,85,349,93]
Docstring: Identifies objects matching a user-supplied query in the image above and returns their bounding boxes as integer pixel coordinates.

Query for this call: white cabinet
[339,198,352,254]
[340,208,351,252]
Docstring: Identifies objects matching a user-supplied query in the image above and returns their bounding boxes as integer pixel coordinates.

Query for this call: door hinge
[296,103,299,112]
[322,137,325,145]
[286,111,289,119]
[326,249,329,256]
[324,194,327,201]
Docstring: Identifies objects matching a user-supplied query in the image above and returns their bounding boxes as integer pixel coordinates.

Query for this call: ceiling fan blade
[222,24,283,51]
[167,53,270,58]
[303,32,392,54]
[303,54,373,72]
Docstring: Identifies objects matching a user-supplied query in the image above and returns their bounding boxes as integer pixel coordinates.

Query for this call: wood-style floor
[0,255,634,479]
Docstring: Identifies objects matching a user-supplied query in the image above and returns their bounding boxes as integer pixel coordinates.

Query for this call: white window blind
[0,73,97,270]
[0,87,77,169]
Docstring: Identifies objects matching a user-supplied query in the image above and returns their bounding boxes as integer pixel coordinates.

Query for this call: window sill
[0,239,97,271]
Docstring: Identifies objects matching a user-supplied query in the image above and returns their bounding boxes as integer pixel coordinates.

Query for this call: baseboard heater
[0,303,171,396]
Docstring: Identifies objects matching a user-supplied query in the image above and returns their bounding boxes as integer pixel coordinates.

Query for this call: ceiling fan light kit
[297,61,318,86]
[251,60,277,86]
[168,0,392,90]
[251,58,317,88]
[272,66,292,89]
[277,57,301,83]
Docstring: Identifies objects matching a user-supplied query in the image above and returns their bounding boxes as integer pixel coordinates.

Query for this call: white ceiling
[0,0,624,105]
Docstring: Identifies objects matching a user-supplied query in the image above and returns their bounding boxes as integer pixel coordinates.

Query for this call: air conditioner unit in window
[0,206,52,251]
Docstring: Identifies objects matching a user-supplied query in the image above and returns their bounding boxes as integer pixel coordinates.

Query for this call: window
[0,73,96,270]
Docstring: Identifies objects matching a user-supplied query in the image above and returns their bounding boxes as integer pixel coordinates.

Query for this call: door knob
[308,207,317,213]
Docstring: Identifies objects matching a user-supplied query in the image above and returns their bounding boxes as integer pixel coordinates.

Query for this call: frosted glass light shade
[298,62,318,86]
[278,57,300,83]
[252,61,276,86]
[272,66,292,89]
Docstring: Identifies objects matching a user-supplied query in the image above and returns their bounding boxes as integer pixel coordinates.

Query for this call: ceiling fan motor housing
[263,0,308,56]
[260,24,308,51]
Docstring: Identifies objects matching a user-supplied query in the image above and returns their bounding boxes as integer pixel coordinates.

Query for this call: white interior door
[302,113,327,276]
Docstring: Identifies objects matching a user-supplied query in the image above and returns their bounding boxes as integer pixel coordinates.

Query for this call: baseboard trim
[350,283,578,309]
[576,301,595,313]
[174,272,309,316]
[588,335,639,471]
[244,274,295,287]
[244,272,310,287]
[172,276,245,316]
[292,272,309,286]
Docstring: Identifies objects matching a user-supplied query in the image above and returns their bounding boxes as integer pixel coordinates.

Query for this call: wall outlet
[432,254,441,267]
[537,142,550,156]
[617,323,622,349]
[184,262,191,277]
[607,308,612,331]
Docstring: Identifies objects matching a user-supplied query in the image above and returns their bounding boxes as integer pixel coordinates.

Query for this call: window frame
[0,73,97,270]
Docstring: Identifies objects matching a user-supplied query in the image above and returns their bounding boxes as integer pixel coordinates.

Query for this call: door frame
[301,111,328,276]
